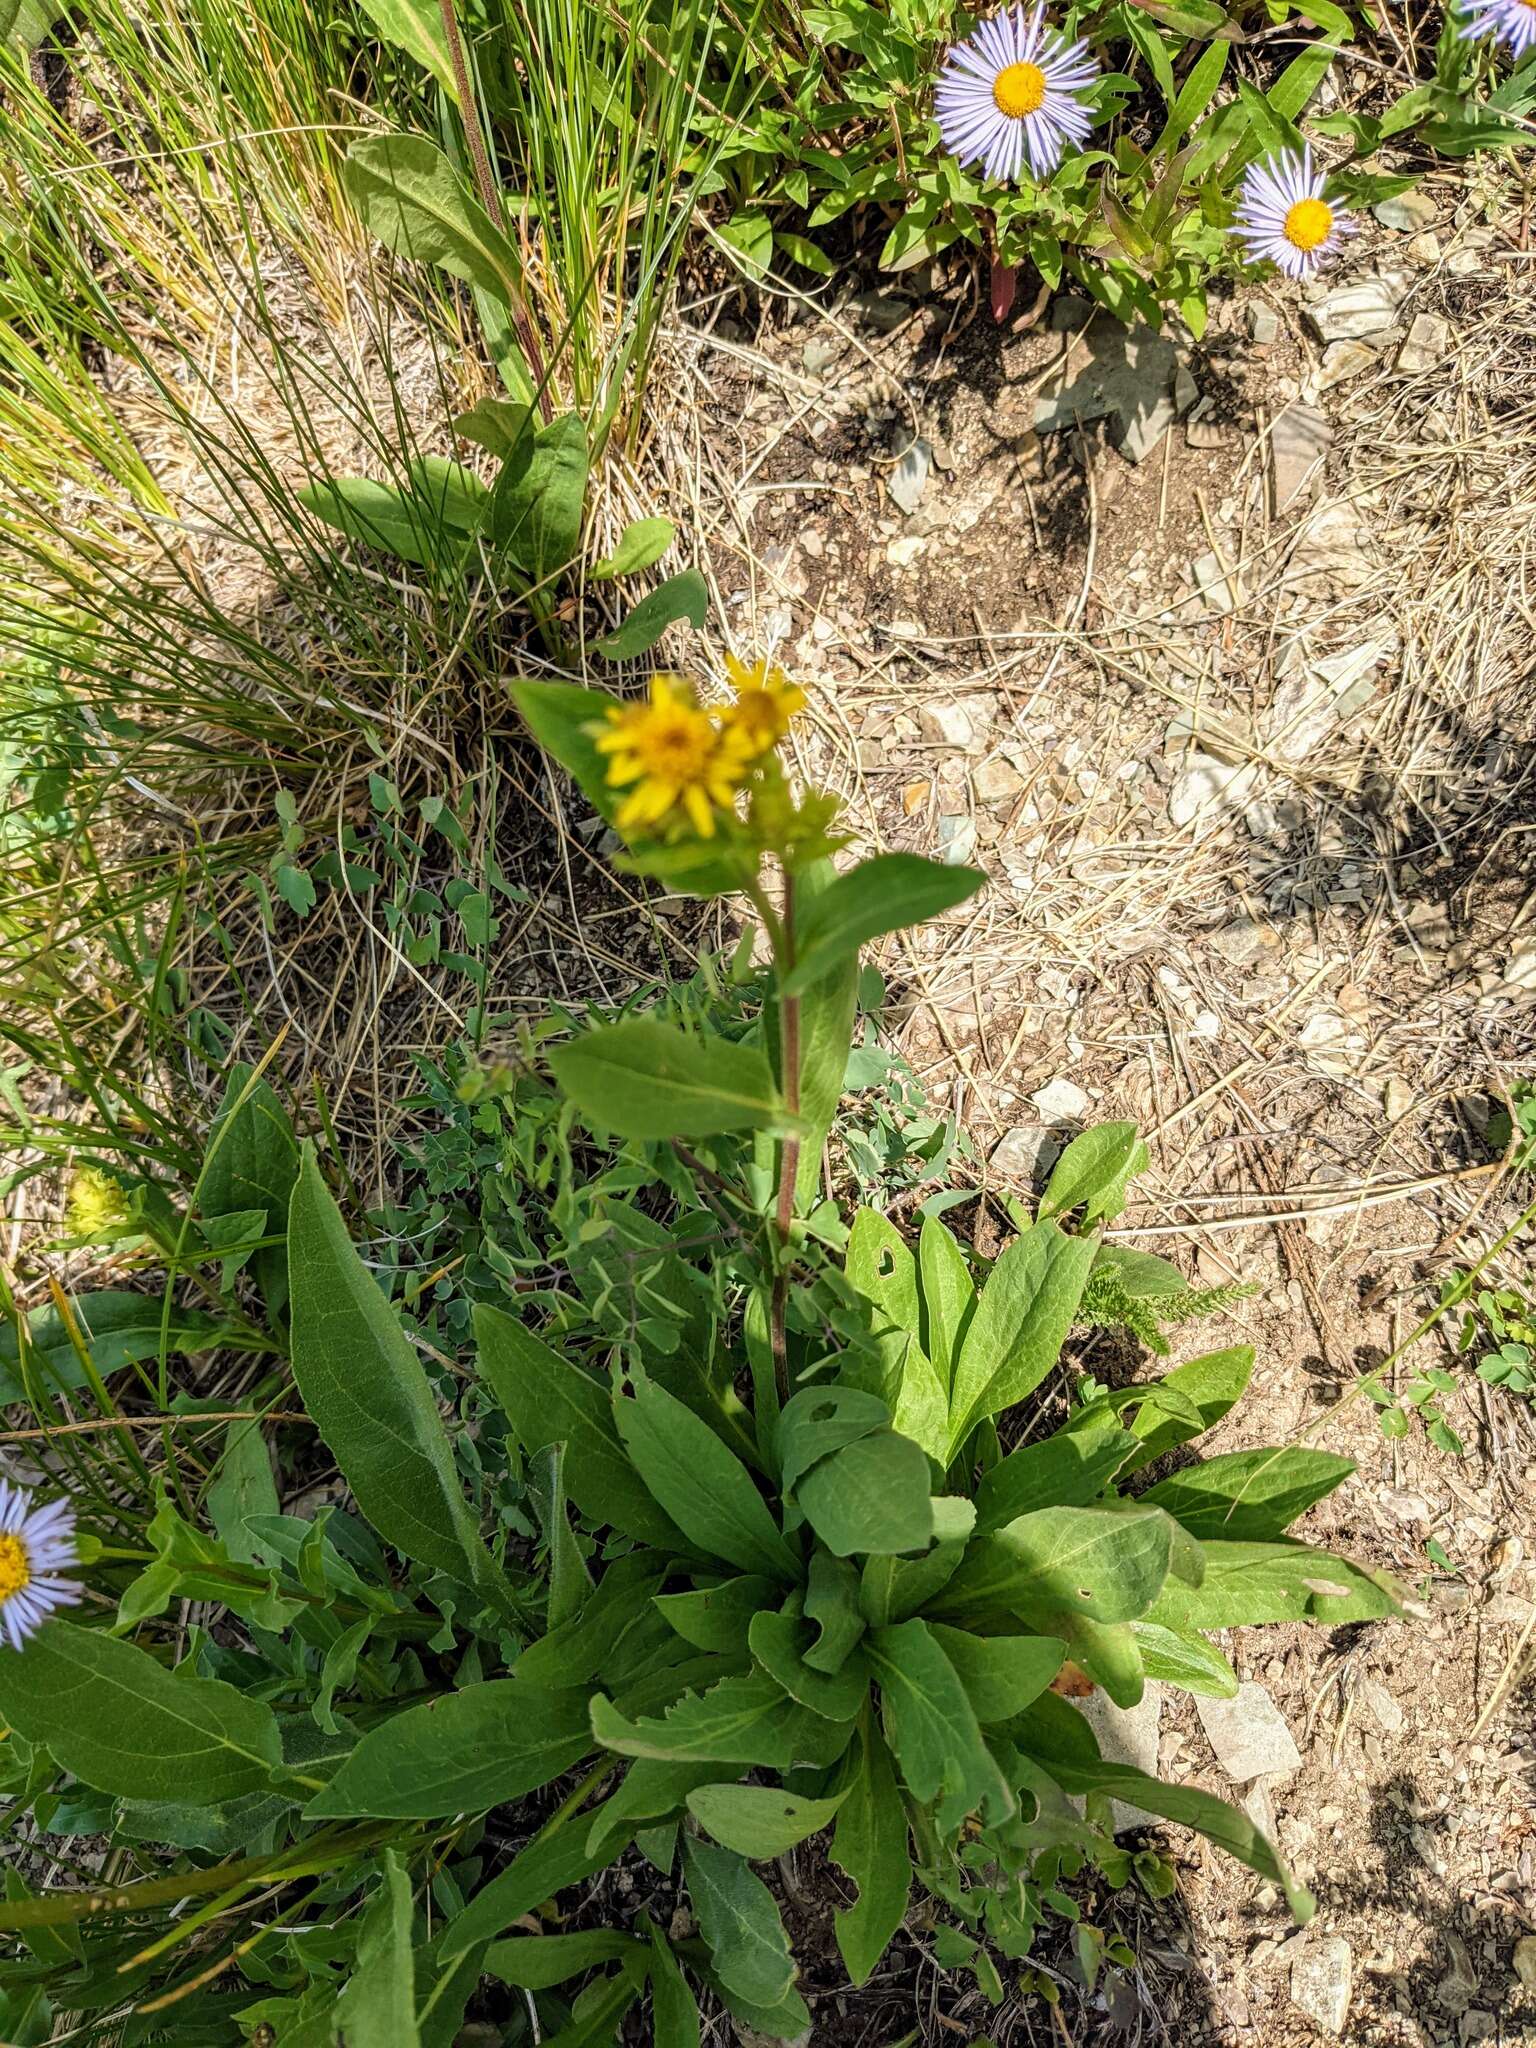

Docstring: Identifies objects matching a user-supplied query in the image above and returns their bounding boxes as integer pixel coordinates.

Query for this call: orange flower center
[1283,198,1333,253]
[0,1534,31,1606]
[993,60,1047,118]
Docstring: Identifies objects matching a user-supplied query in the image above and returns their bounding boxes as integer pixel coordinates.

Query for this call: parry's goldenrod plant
[0,662,1400,2037]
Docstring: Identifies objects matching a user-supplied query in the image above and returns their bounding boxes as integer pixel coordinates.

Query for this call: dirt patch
[655,173,1536,2042]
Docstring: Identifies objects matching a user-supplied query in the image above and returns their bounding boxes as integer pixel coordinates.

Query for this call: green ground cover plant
[0,671,1399,2042]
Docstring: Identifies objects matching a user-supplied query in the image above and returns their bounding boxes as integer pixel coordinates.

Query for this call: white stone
[919,701,975,750]
[1075,1684,1164,1834]
[1192,551,1246,613]
[1397,311,1451,374]
[1291,1935,1353,2036]
[990,1125,1059,1184]
[1504,938,1536,990]
[936,813,976,866]
[1372,189,1437,233]
[886,535,925,568]
[1168,752,1259,833]
[1031,1077,1091,1122]
[1270,400,1332,514]
[1247,302,1280,345]
[1197,1683,1303,1783]
[1317,339,1377,391]
[888,436,932,514]
[1359,1679,1405,1736]
[973,757,1025,805]
[1306,276,1404,343]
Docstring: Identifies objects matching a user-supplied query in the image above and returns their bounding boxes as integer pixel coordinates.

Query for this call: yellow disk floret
[1282,198,1333,253]
[0,1534,31,1608]
[722,656,806,762]
[593,675,743,839]
[993,61,1047,118]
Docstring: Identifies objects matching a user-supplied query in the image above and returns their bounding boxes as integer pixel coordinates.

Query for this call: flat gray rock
[1034,317,1179,464]
[1305,276,1404,343]
[1075,1684,1163,1834]
[888,436,932,515]
[1291,1935,1353,2036]
[990,1125,1060,1184]
[1372,189,1436,233]
[1270,400,1332,514]
[1197,1682,1302,1783]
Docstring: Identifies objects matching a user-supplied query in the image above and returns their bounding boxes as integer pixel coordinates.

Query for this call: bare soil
[650,174,1536,2044]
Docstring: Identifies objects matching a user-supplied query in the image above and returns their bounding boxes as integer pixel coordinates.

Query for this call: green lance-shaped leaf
[945,1221,1099,1459]
[776,1385,890,1496]
[865,1619,1013,1833]
[486,411,588,583]
[484,1929,640,1989]
[924,1625,1064,1723]
[473,1303,687,1553]
[288,1151,509,1610]
[307,1680,592,1818]
[1015,1690,1313,1919]
[1147,1539,1399,1632]
[843,1208,949,1460]
[1121,1345,1254,1471]
[859,1495,975,1627]
[797,1430,934,1558]
[936,1502,1175,1627]
[0,1290,260,1405]
[511,678,618,819]
[0,1619,281,1804]
[298,476,453,569]
[590,516,675,581]
[440,1821,624,1964]
[683,1837,797,2010]
[974,1402,1138,1532]
[918,1215,975,1393]
[1037,1122,1147,1228]
[352,0,459,100]
[781,853,986,996]
[830,1717,912,1986]
[613,1369,797,1582]
[550,1016,794,1142]
[803,1548,867,1672]
[594,568,709,662]
[655,1576,776,1657]
[1132,1619,1239,1698]
[590,1672,850,1770]
[687,1781,847,1859]
[333,1851,419,2048]
[647,1919,702,2048]
[199,1061,299,1310]
[748,1607,870,1721]
[343,133,525,306]
[1140,1447,1355,1541]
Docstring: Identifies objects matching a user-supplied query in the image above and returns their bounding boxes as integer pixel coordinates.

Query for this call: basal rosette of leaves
[686,0,1536,331]
[0,665,1399,2040]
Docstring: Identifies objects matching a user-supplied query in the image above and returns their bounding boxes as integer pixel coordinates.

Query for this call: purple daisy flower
[1233,147,1356,281]
[934,4,1097,185]
[1456,0,1536,57]
[0,1480,80,1651]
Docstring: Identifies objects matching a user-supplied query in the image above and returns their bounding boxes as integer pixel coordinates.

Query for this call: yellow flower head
[592,675,743,840]
[66,1166,128,1240]
[722,657,805,763]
